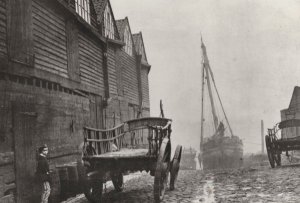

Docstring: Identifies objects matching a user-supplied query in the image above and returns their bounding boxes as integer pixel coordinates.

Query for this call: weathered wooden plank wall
[13,101,37,203]
[89,95,103,129]
[116,50,139,105]
[107,46,118,96]
[66,18,80,81]
[0,82,11,154]
[0,76,91,201]
[141,67,150,108]
[104,99,121,128]
[128,105,136,120]
[0,0,6,57]
[115,58,124,96]
[0,79,14,202]
[1,79,90,157]
[7,0,33,64]
[142,109,150,117]
[78,31,105,93]
[32,0,68,78]
[119,100,129,121]
[135,55,143,109]
[0,0,152,201]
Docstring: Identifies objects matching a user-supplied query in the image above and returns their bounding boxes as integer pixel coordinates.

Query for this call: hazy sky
[111,0,300,153]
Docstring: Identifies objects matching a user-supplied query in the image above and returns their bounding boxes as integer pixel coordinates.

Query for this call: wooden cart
[82,117,182,202]
[265,119,300,168]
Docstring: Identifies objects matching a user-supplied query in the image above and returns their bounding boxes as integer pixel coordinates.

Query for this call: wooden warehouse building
[0,0,151,202]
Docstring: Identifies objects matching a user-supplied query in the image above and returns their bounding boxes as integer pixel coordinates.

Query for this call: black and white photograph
[1,0,300,202]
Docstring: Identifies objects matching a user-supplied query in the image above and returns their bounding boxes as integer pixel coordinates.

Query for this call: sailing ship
[199,38,243,170]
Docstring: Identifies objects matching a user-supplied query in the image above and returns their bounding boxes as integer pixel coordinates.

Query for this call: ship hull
[200,136,243,170]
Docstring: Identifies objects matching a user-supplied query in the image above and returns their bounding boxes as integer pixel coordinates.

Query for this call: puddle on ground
[191,174,215,203]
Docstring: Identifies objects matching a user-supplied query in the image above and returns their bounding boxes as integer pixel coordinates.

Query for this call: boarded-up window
[78,32,104,91]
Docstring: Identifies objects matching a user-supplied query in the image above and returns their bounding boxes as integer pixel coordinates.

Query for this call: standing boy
[36,145,51,203]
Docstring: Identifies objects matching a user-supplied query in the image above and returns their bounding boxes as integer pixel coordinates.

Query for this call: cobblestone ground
[66,164,300,203]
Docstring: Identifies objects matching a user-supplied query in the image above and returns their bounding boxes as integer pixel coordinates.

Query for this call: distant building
[180,147,197,170]
[0,0,151,201]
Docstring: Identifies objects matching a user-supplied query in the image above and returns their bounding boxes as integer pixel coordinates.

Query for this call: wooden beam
[2,62,105,96]
[103,39,110,101]
[136,55,143,117]
[66,18,80,81]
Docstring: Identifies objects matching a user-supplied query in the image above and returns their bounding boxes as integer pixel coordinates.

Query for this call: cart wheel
[83,179,103,203]
[154,138,171,202]
[83,144,96,156]
[272,138,281,167]
[265,135,275,168]
[112,173,124,192]
[170,145,182,190]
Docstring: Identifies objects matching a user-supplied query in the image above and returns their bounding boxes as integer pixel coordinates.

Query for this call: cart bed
[90,148,149,158]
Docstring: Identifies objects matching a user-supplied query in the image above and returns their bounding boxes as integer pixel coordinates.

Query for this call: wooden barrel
[49,169,60,203]
[67,163,79,196]
[56,166,69,201]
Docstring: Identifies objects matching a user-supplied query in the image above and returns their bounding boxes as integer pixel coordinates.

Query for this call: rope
[209,67,234,137]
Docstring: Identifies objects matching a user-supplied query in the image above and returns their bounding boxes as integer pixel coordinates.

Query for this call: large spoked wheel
[265,135,275,168]
[170,145,182,190]
[154,138,171,203]
[112,173,124,192]
[83,179,103,203]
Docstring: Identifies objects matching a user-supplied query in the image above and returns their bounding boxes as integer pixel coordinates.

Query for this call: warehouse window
[124,26,132,56]
[104,5,114,39]
[75,0,91,24]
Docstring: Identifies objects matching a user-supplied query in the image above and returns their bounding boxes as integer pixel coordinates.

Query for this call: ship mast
[201,38,218,131]
[204,64,219,131]
[200,58,205,160]
[200,38,234,138]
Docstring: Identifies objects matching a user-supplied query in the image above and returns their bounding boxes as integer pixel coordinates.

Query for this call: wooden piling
[49,169,61,203]
[56,166,69,201]
[67,163,79,196]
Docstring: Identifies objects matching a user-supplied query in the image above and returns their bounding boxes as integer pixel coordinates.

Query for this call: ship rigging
[199,37,243,170]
